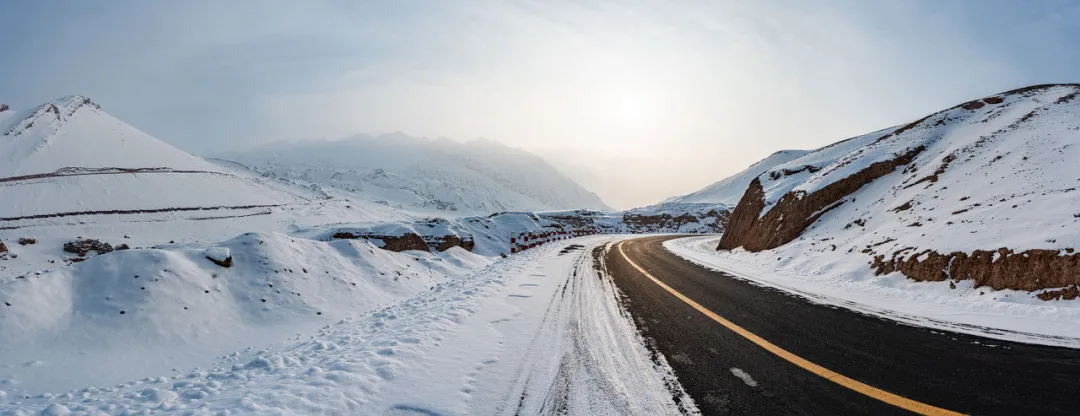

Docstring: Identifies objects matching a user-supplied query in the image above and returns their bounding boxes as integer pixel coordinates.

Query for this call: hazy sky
[2,1,1079,209]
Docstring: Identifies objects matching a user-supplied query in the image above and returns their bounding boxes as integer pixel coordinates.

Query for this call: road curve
[602,235,1080,416]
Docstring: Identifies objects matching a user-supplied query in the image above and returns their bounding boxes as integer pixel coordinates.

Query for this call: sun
[616,96,645,126]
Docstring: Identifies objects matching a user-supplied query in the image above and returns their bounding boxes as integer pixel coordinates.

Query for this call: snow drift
[0,231,490,391]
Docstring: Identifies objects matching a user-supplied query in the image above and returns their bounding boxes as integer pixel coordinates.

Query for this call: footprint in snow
[387,404,443,416]
[377,348,395,356]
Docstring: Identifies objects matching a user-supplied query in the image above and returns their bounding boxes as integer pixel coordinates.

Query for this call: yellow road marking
[616,241,965,416]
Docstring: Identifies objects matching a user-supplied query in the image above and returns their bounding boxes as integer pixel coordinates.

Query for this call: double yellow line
[616,241,964,416]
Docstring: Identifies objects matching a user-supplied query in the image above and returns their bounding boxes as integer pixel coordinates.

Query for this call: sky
[2,1,1079,209]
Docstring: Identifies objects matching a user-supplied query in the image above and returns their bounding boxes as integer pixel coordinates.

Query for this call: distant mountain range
[215,134,611,216]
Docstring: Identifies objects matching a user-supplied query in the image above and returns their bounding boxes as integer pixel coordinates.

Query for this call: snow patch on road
[729,368,758,387]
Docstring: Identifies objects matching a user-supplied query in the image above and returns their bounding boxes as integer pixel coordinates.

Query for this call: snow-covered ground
[0,94,724,415]
[1,236,696,416]
[667,236,1080,347]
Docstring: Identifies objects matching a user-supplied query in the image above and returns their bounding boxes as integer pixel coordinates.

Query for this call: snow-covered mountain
[0,95,302,222]
[717,84,1080,297]
[666,149,810,205]
[216,134,611,215]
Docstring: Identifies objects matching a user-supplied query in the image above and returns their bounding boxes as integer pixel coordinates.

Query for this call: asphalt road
[601,235,1080,416]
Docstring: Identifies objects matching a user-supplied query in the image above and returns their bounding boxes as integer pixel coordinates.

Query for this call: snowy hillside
[666,149,809,205]
[216,134,612,216]
[716,84,1080,298]
[0,96,307,222]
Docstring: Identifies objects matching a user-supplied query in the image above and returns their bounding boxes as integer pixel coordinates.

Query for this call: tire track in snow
[504,241,699,416]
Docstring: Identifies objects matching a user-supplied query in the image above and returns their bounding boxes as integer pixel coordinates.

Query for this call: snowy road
[0,236,696,415]
[607,235,1080,416]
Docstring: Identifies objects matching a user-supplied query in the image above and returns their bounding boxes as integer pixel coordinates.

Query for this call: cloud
[1,0,1077,209]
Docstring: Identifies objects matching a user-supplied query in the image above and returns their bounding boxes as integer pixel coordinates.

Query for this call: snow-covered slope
[0,96,421,283]
[0,96,302,222]
[718,84,1080,297]
[216,134,611,216]
[667,149,810,205]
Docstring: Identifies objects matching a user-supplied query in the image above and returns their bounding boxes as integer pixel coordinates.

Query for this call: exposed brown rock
[380,234,433,252]
[906,153,956,188]
[1056,90,1079,104]
[1008,110,1038,129]
[983,96,1004,105]
[434,235,475,252]
[18,237,36,245]
[0,240,7,254]
[769,165,822,180]
[1038,285,1080,301]
[718,146,924,251]
[63,239,113,257]
[872,248,1080,293]
[891,201,913,212]
[206,254,233,267]
[622,209,728,233]
[961,100,985,110]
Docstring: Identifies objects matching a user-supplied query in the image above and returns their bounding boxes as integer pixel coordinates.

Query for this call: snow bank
[0,231,491,392]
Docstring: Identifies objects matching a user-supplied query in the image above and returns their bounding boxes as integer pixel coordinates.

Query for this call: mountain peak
[47,95,101,113]
[2,95,101,138]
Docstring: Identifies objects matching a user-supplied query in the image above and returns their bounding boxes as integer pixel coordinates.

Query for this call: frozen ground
[0,236,697,415]
[667,236,1080,348]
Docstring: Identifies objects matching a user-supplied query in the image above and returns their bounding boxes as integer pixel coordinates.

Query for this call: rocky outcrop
[17,237,36,245]
[718,146,925,251]
[0,240,7,255]
[206,254,233,267]
[872,248,1080,293]
[63,239,114,257]
[1039,285,1080,301]
[331,232,474,253]
[434,235,475,252]
[205,247,232,267]
[0,104,8,112]
[622,209,728,233]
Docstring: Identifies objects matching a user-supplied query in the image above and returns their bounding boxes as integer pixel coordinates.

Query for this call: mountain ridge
[216,134,612,215]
